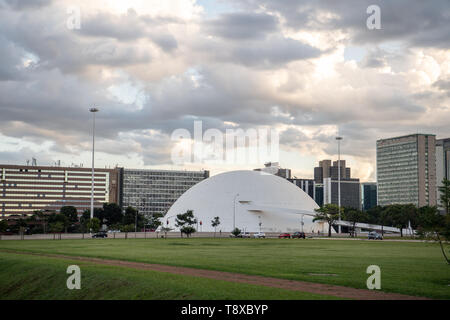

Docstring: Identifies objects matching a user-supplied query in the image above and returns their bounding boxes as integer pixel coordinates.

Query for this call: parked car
[241,232,251,238]
[92,231,108,238]
[292,232,306,239]
[278,233,291,239]
[368,231,383,240]
[253,232,266,238]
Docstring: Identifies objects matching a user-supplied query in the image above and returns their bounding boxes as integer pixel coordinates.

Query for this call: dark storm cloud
[0,0,52,10]
[205,12,279,40]
[233,0,450,48]
[0,0,448,170]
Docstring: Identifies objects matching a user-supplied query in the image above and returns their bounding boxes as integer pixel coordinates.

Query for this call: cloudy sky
[0,0,449,181]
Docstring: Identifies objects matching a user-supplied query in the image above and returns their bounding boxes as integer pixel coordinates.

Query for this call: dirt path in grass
[1,250,429,300]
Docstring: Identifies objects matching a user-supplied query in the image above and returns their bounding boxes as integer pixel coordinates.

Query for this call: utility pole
[336,136,343,234]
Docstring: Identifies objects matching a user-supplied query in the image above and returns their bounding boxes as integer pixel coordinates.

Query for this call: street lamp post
[336,136,343,234]
[89,108,99,223]
[233,193,239,230]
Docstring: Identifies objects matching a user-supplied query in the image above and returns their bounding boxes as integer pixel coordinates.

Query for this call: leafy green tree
[34,210,49,234]
[343,209,368,237]
[439,178,450,215]
[385,204,415,237]
[160,226,172,239]
[120,224,135,239]
[87,217,101,233]
[60,206,78,223]
[379,208,392,236]
[102,203,123,226]
[49,221,64,240]
[175,210,197,238]
[0,220,8,240]
[122,206,145,230]
[416,206,450,264]
[231,227,241,237]
[211,216,221,238]
[366,206,384,224]
[313,204,341,237]
[147,213,163,231]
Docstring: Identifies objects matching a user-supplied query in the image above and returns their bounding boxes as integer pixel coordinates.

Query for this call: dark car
[278,233,291,239]
[292,232,306,239]
[92,231,108,238]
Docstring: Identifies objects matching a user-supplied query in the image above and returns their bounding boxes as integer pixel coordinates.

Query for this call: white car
[253,232,266,238]
[241,232,251,238]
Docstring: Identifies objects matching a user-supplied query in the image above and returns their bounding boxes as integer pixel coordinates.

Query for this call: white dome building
[163,170,328,233]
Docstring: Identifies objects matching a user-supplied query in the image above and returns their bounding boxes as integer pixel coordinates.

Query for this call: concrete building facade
[119,168,209,217]
[0,164,120,218]
[315,159,360,209]
[436,138,450,209]
[376,134,436,207]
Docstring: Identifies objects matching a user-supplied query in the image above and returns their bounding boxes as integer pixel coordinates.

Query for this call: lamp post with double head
[89,108,99,224]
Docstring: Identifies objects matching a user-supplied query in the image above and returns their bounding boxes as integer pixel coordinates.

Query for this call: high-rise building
[361,182,377,211]
[314,160,350,183]
[376,134,436,207]
[436,138,450,209]
[323,178,361,209]
[315,159,360,209]
[119,169,209,217]
[0,164,120,219]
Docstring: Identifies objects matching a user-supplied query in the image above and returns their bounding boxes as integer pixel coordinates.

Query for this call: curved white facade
[163,170,328,233]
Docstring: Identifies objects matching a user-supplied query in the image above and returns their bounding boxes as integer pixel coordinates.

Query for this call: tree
[87,217,101,233]
[366,206,384,224]
[60,206,78,232]
[211,216,221,238]
[102,203,123,226]
[123,206,145,230]
[416,206,450,264]
[343,209,368,237]
[147,213,163,231]
[160,227,172,239]
[175,210,197,238]
[439,178,450,215]
[0,220,8,240]
[231,227,241,237]
[313,204,341,237]
[49,221,64,240]
[34,210,49,234]
[120,224,135,239]
[15,219,28,240]
[387,204,416,237]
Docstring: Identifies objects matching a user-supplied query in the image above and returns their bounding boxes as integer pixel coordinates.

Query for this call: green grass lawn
[0,238,449,299]
[0,252,335,300]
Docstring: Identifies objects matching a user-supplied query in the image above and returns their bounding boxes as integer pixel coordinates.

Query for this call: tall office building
[376,134,436,207]
[361,182,377,211]
[314,160,351,183]
[436,138,450,209]
[315,159,360,209]
[119,169,209,217]
[0,164,120,219]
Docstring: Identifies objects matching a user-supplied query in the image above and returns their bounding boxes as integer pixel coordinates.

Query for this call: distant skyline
[0,0,449,182]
